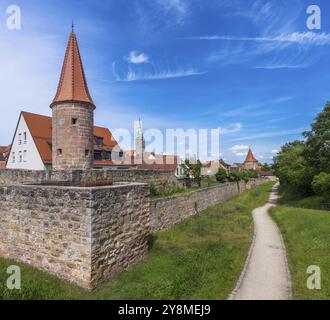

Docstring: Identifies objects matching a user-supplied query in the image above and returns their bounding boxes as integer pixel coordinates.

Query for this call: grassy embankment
[270,192,330,300]
[0,182,273,300]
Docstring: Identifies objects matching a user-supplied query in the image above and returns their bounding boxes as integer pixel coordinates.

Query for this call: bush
[312,172,330,200]
[149,181,158,197]
[215,168,227,183]
[227,171,241,182]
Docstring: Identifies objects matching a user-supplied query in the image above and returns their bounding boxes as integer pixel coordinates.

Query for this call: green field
[271,203,330,300]
[0,182,273,300]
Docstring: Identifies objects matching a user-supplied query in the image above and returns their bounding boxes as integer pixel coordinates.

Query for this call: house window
[94,151,102,161]
[57,149,62,156]
[96,137,103,149]
[23,132,27,144]
[176,168,179,176]
[105,151,111,161]
[119,151,124,158]
[18,133,22,145]
[71,118,78,126]
[12,152,15,163]
[85,150,90,157]
[23,150,27,162]
[18,151,22,163]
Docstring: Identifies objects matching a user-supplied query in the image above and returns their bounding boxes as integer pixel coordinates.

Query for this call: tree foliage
[274,102,330,198]
[304,102,330,175]
[215,168,227,183]
[273,141,313,195]
[312,172,330,201]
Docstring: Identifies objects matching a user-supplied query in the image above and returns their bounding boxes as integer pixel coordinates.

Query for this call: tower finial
[71,20,74,33]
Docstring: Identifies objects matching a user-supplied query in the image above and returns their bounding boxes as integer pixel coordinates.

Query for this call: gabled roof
[15,111,119,166]
[94,127,119,151]
[244,148,258,163]
[51,31,94,107]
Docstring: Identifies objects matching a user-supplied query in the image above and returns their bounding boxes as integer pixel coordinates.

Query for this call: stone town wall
[90,184,150,288]
[0,176,266,289]
[150,179,265,232]
[0,182,149,289]
[0,169,178,190]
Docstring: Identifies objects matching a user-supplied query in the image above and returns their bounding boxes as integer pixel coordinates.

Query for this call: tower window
[23,150,27,162]
[18,133,22,145]
[12,152,15,163]
[71,118,78,125]
[57,149,62,156]
[23,132,27,144]
[18,151,22,163]
[85,150,90,157]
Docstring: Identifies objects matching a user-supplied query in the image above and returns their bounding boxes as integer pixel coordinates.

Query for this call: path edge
[228,209,257,300]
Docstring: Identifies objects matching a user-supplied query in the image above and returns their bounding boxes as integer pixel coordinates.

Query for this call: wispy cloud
[220,123,243,135]
[183,32,330,46]
[113,56,205,82]
[157,0,188,24]
[220,97,292,118]
[229,128,305,142]
[113,68,205,82]
[125,51,149,64]
[253,64,307,69]
[230,144,249,156]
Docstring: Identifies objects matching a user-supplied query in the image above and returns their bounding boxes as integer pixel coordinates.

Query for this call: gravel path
[229,184,292,300]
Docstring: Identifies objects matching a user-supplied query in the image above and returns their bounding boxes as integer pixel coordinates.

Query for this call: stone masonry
[0,169,179,190]
[150,179,266,232]
[51,103,95,170]
[0,182,149,289]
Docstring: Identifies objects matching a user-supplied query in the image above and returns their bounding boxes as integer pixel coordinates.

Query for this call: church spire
[245,148,257,163]
[136,118,145,158]
[51,29,95,108]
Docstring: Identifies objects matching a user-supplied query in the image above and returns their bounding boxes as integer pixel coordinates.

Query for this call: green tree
[304,102,330,175]
[227,171,241,182]
[215,168,227,183]
[312,172,330,201]
[185,159,202,187]
[273,141,313,195]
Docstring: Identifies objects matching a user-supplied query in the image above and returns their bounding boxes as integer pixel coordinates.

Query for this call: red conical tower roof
[245,148,257,163]
[51,31,94,108]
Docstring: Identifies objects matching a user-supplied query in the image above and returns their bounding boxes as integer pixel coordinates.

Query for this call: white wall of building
[6,115,45,170]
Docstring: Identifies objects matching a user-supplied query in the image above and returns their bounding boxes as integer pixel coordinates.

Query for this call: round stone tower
[50,30,95,170]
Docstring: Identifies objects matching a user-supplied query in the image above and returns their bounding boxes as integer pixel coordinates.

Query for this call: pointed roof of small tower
[51,30,94,108]
[245,148,258,163]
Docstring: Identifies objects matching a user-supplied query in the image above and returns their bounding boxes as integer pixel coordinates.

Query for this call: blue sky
[0,0,329,163]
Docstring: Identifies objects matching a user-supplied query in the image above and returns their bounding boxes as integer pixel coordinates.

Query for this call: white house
[7,112,48,170]
[6,111,127,170]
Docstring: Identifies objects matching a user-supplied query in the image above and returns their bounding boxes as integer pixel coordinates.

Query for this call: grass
[0,182,274,300]
[270,196,330,300]
[278,188,330,211]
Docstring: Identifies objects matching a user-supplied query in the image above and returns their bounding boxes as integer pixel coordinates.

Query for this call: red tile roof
[244,148,258,163]
[0,145,10,162]
[51,32,94,107]
[20,111,119,166]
